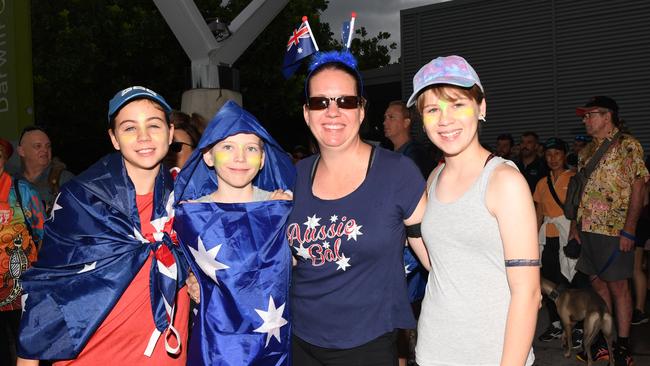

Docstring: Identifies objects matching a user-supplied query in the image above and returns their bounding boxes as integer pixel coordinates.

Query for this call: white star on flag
[254,296,288,347]
[21,293,28,314]
[303,214,321,229]
[49,193,63,221]
[404,264,412,276]
[297,47,303,53]
[78,261,97,274]
[189,236,230,284]
[132,227,149,244]
[295,244,311,260]
[335,254,351,271]
[346,224,363,241]
[330,215,338,222]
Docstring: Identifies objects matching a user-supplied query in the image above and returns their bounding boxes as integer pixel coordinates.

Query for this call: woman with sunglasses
[165,111,203,178]
[408,56,539,366]
[286,51,430,366]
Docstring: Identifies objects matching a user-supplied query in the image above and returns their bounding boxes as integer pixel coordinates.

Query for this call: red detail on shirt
[55,193,189,365]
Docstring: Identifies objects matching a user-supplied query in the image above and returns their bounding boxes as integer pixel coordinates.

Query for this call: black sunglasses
[307,96,363,110]
[169,141,194,153]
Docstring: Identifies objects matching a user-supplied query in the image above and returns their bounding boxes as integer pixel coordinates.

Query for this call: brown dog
[540,278,614,366]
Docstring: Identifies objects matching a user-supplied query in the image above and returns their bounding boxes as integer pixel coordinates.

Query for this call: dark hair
[496,133,514,146]
[387,100,410,119]
[109,98,170,131]
[170,110,202,147]
[305,63,363,100]
[19,125,49,145]
[521,131,539,142]
[415,84,484,116]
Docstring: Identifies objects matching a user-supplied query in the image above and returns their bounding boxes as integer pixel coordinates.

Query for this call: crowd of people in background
[1,52,649,366]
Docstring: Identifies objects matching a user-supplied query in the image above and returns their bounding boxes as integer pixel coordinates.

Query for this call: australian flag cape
[174,101,296,366]
[17,152,187,360]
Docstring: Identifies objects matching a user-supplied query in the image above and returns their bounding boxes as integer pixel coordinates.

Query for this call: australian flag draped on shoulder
[174,101,296,365]
[17,152,187,359]
[282,16,318,79]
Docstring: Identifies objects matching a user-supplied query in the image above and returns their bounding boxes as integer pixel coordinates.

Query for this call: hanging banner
[0,0,34,139]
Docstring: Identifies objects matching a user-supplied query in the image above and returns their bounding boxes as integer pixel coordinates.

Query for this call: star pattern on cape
[21,293,28,314]
[346,223,363,241]
[49,193,63,221]
[78,261,97,274]
[189,236,230,284]
[335,254,351,271]
[404,264,412,276]
[303,214,321,229]
[295,244,311,260]
[254,296,288,347]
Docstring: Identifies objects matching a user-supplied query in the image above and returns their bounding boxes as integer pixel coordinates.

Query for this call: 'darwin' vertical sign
[0,0,34,139]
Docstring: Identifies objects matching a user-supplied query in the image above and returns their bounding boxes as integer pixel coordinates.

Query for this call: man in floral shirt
[569,96,648,366]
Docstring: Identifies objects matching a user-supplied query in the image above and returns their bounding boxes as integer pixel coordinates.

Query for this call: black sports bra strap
[484,153,495,167]
[310,144,377,186]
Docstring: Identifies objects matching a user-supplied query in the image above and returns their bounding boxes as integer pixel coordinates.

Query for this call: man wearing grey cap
[569,96,648,366]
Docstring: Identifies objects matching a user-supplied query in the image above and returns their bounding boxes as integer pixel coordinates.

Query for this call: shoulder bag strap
[547,174,564,208]
[13,178,36,241]
[581,131,622,179]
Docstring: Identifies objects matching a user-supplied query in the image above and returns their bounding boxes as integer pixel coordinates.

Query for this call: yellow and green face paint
[213,143,263,170]
[423,99,476,126]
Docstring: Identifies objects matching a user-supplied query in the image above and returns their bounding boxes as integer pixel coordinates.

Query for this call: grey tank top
[416,156,534,366]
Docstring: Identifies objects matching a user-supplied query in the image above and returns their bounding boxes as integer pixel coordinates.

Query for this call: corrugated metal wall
[401,0,650,153]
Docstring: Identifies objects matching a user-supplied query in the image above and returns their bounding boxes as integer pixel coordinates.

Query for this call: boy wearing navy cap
[17,87,190,366]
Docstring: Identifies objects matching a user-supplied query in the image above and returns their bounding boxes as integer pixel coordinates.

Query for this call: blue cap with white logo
[108,86,172,125]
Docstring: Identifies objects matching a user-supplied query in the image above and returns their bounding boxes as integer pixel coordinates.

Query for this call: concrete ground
[532,304,650,366]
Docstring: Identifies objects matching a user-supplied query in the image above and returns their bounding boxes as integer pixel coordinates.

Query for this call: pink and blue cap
[406,55,483,107]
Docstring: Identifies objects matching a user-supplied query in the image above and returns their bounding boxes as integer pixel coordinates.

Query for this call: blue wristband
[619,229,637,242]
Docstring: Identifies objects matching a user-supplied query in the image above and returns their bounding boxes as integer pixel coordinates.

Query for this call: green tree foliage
[31,0,190,172]
[30,0,396,171]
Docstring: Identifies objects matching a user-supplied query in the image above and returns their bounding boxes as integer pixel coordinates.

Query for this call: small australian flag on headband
[282,17,317,79]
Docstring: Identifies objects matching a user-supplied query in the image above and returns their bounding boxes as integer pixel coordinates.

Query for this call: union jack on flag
[282,16,318,79]
[16,153,188,360]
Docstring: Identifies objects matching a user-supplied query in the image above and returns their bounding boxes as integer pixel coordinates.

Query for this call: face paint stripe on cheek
[214,151,231,167]
[423,114,435,126]
[247,155,262,169]
[454,105,475,119]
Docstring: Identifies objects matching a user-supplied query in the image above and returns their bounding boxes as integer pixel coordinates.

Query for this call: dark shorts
[576,231,634,281]
[292,331,398,366]
[636,215,650,248]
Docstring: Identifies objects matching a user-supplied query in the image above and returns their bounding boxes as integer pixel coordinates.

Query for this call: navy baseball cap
[543,137,567,153]
[108,86,172,125]
[575,96,618,116]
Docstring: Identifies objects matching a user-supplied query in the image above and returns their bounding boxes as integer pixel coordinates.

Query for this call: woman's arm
[404,193,431,271]
[486,164,541,366]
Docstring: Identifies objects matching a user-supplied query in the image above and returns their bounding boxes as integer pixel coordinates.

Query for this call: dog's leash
[591,247,620,281]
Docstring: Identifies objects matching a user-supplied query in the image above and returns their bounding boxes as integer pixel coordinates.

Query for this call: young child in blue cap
[17,86,190,366]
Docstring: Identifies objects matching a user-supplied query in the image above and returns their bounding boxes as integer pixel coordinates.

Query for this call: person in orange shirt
[533,138,581,343]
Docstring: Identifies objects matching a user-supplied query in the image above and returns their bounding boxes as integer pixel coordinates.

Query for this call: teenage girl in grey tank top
[405,56,540,366]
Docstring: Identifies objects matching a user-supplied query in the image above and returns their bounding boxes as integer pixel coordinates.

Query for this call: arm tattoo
[504,259,540,267]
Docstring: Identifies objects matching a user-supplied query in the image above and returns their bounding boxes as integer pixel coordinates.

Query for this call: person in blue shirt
[287,50,430,366]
